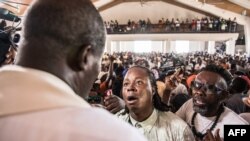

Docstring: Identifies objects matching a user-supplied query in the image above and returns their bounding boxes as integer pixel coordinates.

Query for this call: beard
[193,105,208,116]
[193,103,220,117]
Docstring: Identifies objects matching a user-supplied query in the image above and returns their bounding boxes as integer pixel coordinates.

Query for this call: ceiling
[0,0,32,16]
[198,0,250,16]
[0,0,249,17]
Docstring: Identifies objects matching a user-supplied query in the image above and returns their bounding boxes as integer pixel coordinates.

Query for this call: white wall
[100,1,206,24]
[235,45,246,53]
[151,41,163,52]
[119,41,134,52]
[106,40,207,53]
[101,0,250,55]
[110,41,163,53]
[174,0,250,55]
[189,41,206,52]
[208,41,216,54]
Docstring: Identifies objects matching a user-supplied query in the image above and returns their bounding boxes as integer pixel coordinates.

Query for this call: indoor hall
[0,0,250,141]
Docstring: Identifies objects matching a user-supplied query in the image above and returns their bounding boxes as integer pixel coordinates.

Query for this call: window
[134,41,152,53]
[175,40,189,53]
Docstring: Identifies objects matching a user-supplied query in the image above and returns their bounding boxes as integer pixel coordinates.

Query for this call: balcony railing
[106,23,239,34]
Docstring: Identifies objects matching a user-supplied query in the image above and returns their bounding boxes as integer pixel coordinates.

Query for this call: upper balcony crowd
[104,17,238,34]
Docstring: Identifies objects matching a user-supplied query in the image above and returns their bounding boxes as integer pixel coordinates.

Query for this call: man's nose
[127,83,136,92]
[193,89,205,97]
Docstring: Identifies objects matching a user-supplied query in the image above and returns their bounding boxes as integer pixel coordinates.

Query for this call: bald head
[16,0,106,98]
[18,0,105,62]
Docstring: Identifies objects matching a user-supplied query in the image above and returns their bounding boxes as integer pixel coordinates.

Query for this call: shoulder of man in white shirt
[0,107,147,141]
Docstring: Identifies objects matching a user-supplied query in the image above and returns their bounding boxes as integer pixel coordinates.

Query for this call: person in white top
[240,93,250,123]
[0,0,147,141]
[117,66,195,141]
[0,45,17,66]
[176,64,248,141]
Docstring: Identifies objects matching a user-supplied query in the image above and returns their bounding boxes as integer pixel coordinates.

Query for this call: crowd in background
[1,0,249,141]
[104,17,238,34]
[89,51,250,117]
[88,51,250,140]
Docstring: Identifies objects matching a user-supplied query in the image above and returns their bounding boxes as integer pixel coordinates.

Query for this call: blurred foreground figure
[0,0,146,141]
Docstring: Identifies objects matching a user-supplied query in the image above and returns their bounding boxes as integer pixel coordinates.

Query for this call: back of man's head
[18,0,105,64]
[229,77,249,94]
[16,0,106,98]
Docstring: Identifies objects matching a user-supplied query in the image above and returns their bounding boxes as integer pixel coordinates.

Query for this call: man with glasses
[176,64,248,141]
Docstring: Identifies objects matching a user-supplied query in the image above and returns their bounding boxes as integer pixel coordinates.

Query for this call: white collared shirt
[0,65,147,141]
[130,109,158,136]
[117,108,195,141]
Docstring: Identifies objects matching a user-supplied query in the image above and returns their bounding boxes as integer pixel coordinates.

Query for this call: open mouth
[128,96,137,101]
[127,95,138,104]
[193,99,206,106]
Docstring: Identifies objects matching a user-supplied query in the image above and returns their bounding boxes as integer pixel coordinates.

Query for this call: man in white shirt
[176,64,248,140]
[0,0,146,141]
[117,66,195,141]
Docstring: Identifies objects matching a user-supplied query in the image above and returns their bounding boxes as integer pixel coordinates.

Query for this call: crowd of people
[105,17,238,34]
[0,0,249,141]
[89,51,250,140]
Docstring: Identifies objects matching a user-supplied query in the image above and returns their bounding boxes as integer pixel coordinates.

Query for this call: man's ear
[152,85,156,96]
[68,45,93,71]
[219,90,229,103]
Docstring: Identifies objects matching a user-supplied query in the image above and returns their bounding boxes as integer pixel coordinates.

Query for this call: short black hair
[234,71,246,76]
[170,94,191,113]
[22,0,105,59]
[200,64,232,85]
[157,70,175,82]
[229,77,249,94]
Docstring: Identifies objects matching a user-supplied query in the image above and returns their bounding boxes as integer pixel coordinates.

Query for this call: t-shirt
[176,99,248,139]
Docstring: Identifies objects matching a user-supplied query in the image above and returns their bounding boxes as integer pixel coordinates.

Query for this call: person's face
[122,67,154,114]
[247,95,250,105]
[165,75,177,88]
[3,46,17,65]
[191,71,228,117]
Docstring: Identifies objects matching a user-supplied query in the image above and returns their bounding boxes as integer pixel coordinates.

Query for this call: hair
[200,64,232,86]
[157,70,175,82]
[170,94,191,113]
[229,77,249,94]
[122,65,170,114]
[21,0,105,60]
[234,71,246,76]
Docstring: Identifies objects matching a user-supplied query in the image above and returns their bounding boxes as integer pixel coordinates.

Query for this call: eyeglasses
[191,81,226,94]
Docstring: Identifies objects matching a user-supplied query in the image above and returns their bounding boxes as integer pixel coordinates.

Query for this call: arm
[175,99,192,122]
[203,129,222,141]
[105,55,115,89]
[183,125,195,141]
[104,90,125,114]
[1,46,17,66]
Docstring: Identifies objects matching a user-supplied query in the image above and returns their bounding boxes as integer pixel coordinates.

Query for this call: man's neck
[130,106,154,122]
[203,105,222,117]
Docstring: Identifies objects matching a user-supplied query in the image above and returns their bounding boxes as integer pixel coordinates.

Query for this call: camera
[0,25,21,65]
[87,94,103,104]
[0,8,21,65]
